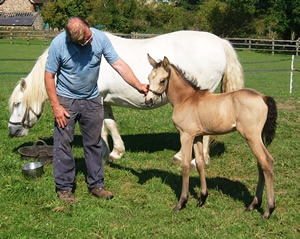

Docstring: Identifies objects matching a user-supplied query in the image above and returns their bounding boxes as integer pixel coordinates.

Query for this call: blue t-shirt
[46,28,120,99]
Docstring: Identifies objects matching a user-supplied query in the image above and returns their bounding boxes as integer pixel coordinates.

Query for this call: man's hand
[53,104,70,128]
[137,83,149,96]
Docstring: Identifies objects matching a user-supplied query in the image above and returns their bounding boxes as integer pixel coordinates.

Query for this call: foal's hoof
[263,205,275,219]
[198,192,208,207]
[173,202,186,211]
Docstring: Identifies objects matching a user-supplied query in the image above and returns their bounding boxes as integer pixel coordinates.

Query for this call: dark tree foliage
[41,0,92,29]
[267,0,300,39]
[40,0,300,39]
[175,0,203,10]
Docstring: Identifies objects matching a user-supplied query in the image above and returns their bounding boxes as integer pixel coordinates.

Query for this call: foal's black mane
[155,61,203,91]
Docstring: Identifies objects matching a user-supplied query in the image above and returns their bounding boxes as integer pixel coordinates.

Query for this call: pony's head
[145,54,170,107]
[8,49,49,137]
[8,78,43,137]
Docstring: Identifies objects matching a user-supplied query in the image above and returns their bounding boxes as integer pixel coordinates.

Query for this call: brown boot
[90,188,114,200]
[57,190,77,204]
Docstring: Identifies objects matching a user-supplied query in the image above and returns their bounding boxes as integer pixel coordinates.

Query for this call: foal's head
[146,54,171,107]
[146,54,201,107]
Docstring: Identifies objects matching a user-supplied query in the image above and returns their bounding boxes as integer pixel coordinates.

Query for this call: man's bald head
[65,17,90,43]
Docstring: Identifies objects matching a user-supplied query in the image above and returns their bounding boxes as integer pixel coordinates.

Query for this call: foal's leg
[193,137,208,207]
[246,162,264,210]
[173,132,194,211]
[246,139,275,218]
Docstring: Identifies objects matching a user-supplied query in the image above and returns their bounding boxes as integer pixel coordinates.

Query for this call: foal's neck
[167,66,198,106]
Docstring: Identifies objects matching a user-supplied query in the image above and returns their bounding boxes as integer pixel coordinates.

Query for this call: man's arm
[111,58,148,95]
[44,71,70,128]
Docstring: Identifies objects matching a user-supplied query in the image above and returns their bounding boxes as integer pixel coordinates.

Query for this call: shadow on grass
[14,134,258,213]
[108,133,226,157]
[15,133,225,157]
[107,162,254,210]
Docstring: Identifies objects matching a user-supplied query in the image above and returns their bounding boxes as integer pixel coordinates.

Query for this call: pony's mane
[9,48,50,111]
[155,60,202,91]
[171,63,202,91]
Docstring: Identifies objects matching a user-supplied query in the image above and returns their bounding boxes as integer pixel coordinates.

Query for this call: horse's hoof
[173,155,181,163]
[263,205,275,219]
[198,191,208,207]
[245,204,259,212]
[173,203,186,211]
[246,197,261,211]
[109,150,124,161]
[173,205,181,211]
[190,159,197,169]
[204,156,210,166]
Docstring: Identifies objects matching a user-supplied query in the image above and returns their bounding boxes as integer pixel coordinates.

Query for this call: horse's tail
[262,96,277,146]
[221,39,244,93]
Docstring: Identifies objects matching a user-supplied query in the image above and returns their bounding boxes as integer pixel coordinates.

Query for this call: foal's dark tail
[262,96,277,146]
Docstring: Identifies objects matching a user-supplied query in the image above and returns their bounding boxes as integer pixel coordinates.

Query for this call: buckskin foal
[145,54,277,219]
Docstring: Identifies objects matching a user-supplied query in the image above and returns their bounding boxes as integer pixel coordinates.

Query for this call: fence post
[248,39,251,51]
[296,38,299,56]
[27,32,30,45]
[272,39,275,55]
[10,30,13,44]
[290,55,295,93]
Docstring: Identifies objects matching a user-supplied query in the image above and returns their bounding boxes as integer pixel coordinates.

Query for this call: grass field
[0,44,299,238]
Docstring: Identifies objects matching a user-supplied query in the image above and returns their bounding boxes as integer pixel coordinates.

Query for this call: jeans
[53,95,104,191]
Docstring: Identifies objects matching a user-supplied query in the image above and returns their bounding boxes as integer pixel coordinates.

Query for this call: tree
[196,0,255,37]
[88,0,142,33]
[266,0,300,39]
[41,0,92,30]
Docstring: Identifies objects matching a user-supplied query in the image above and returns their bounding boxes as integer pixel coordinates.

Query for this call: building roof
[0,12,37,26]
[30,0,48,3]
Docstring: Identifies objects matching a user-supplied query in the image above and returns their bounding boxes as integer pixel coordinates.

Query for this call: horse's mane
[155,60,202,91]
[9,48,49,111]
[171,63,202,91]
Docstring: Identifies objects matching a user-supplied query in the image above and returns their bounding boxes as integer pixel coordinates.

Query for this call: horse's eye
[160,79,166,85]
[13,102,21,107]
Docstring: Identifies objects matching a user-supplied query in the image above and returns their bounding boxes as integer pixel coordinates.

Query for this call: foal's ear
[20,78,26,92]
[162,56,170,69]
[147,53,157,67]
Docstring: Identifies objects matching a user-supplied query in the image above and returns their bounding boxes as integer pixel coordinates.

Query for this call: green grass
[0,45,299,238]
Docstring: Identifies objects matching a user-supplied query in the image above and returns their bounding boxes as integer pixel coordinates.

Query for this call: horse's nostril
[145,98,153,107]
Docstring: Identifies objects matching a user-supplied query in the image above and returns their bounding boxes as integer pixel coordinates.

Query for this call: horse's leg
[193,136,208,207]
[173,135,210,168]
[246,139,275,219]
[173,149,182,163]
[101,123,110,162]
[173,132,193,211]
[103,105,125,160]
[202,135,211,165]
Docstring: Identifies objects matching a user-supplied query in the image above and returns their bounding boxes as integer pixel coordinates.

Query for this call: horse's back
[99,31,227,108]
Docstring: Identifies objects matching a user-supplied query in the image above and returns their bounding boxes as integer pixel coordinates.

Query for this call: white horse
[8,30,244,162]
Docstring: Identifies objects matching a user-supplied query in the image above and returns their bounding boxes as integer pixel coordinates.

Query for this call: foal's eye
[160,79,166,85]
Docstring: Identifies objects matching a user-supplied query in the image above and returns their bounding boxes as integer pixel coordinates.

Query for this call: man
[45,17,148,204]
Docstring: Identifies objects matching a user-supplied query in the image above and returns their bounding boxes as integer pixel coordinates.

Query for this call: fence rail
[0,30,299,55]
[226,37,300,55]
[0,30,59,45]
